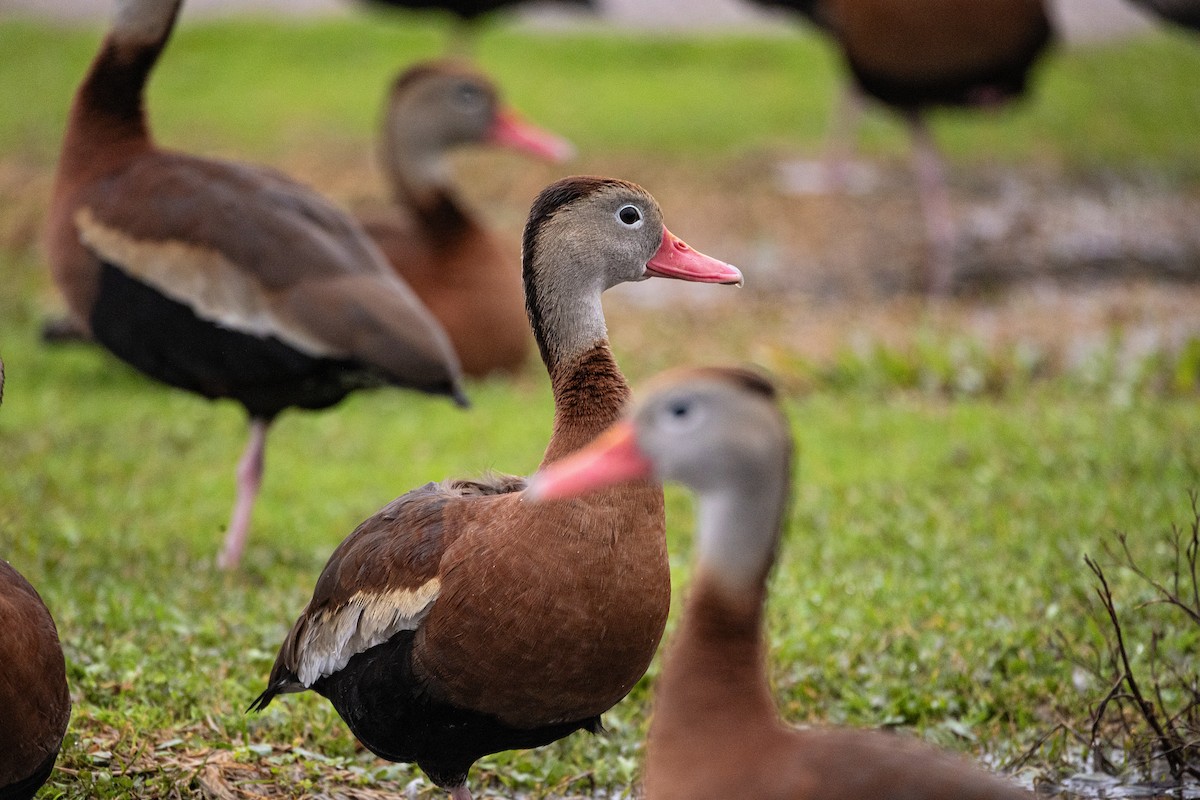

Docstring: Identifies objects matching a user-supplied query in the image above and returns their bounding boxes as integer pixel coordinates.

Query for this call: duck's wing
[73,152,463,394]
[251,475,526,707]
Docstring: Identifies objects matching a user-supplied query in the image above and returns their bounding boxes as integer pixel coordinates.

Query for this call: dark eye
[454,84,486,110]
[616,204,643,228]
[661,399,700,432]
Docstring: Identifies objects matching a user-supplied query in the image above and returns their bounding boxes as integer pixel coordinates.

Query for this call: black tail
[246,682,282,714]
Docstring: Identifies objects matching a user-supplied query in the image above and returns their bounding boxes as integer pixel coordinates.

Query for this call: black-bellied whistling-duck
[250,176,744,800]
[354,0,597,52]
[0,360,73,800]
[762,0,1052,294]
[748,0,834,29]
[357,61,573,377]
[356,0,594,18]
[1126,0,1200,29]
[529,366,1032,800]
[45,0,467,570]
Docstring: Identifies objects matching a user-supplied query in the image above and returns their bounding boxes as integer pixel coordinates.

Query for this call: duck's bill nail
[526,422,652,501]
[488,110,576,162]
[645,227,743,286]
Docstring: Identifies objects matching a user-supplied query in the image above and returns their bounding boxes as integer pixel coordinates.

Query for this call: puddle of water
[1037,770,1200,799]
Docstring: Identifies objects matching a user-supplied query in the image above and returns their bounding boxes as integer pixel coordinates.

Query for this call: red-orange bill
[645,226,743,285]
[488,110,575,163]
[526,422,653,501]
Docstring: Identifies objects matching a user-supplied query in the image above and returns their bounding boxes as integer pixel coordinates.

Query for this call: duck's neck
[59,1,180,178]
[381,132,471,245]
[656,475,790,735]
[525,246,631,464]
[542,342,630,466]
[657,577,778,734]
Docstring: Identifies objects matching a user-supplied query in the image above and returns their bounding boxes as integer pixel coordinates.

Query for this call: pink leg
[449,786,473,800]
[217,418,270,570]
[908,113,956,295]
[776,81,876,196]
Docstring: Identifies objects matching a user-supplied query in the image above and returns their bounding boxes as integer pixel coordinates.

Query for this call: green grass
[2,11,1200,797]
[3,238,1200,796]
[0,15,1198,169]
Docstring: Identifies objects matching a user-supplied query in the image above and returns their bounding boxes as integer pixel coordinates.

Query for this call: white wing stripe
[296,578,442,686]
[75,207,341,358]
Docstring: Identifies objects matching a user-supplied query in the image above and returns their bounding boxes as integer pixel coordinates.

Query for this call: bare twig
[1085,555,1187,779]
[1005,723,1067,772]
[1089,672,1129,762]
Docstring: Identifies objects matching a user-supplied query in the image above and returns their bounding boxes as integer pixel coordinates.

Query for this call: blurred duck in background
[0,358,73,800]
[44,0,467,570]
[357,61,573,377]
[746,0,834,29]
[1125,0,1200,29]
[529,366,1034,800]
[756,0,1052,294]
[352,0,598,51]
[250,176,743,800]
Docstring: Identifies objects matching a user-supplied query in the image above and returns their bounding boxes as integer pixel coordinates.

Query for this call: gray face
[392,71,500,150]
[538,183,668,292]
[631,378,789,495]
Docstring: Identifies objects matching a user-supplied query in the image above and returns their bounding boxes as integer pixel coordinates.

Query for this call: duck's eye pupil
[670,403,688,418]
[619,206,641,225]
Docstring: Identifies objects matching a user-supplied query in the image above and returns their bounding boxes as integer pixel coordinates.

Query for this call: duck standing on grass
[351,0,598,53]
[251,176,743,800]
[761,0,1052,294]
[1126,0,1200,30]
[529,366,1033,800]
[44,0,467,569]
[358,60,574,377]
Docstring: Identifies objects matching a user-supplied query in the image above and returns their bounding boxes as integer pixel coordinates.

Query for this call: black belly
[0,747,60,800]
[314,630,601,790]
[90,262,386,420]
[358,0,594,19]
[848,24,1051,110]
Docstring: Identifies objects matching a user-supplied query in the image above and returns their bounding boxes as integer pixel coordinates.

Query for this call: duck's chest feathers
[416,484,669,728]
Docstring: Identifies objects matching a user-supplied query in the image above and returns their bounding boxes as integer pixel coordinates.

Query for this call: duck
[759,0,1052,294]
[44,0,467,570]
[353,0,598,52]
[249,176,744,800]
[746,0,834,30]
[528,366,1033,800]
[356,0,595,19]
[357,60,573,377]
[0,360,73,800]
[1126,0,1200,30]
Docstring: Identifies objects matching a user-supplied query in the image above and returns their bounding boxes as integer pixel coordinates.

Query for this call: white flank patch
[297,578,442,686]
[76,207,339,358]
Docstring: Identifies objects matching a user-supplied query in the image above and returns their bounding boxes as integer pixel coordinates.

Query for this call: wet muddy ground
[5,143,1200,381]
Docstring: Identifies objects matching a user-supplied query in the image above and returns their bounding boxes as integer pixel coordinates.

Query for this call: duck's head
[384,61,573,165]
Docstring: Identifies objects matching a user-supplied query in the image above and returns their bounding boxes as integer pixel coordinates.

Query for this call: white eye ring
[616,204,644,229]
